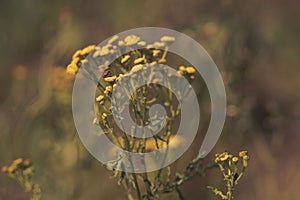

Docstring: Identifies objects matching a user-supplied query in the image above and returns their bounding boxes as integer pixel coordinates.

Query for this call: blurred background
[0,0,299,199]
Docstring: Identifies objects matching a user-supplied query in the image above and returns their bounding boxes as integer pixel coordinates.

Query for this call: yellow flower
[133,57,145,65]
[104,86,113,95]
[131,65,143,73]
[178,66,186,73]
[124,35,140,46]
[116,74,124,81]
[118,40,125,46]
[160,36,176,42]
[104,75,117,82]
[81,45,96,55]
[13,158,23,166]
[23,168,33,176]
[108,35,119,44]
[23,159,31,167]
[158,58,166,63]
[121,55,130,64]
[153,42,165,48]
[150,61,157,66]
[152,50,161,57]
[66,63,78,75]
[7,165,16,173]
[215,152,230,162]
[242,155,249,167]
[71,57,79,64]
[239,151,248,157]
[1,166,8,173]
[96,95,104,103]
[72,50,82,60]
[186,66,196,74]
[81,59,88,64]
[102,113,108,120]
[137,41,146,46]
[232,157,239,163]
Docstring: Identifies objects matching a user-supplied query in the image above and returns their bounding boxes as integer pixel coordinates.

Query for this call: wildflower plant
[66,30,248,199]
[1,158,42,200]
[207,151,250,199]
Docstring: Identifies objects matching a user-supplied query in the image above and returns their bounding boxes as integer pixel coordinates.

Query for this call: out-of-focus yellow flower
[13,158,23,166]
[12,65,28,80]
[7,165,16,173]
[150,61,157,66]
[1,166,7,173]
[118,40,125,46]
[23,168,33,176]
[121,55,130,63]
[131,64,143,73]
[153,42,165,48]
[158,58,166,63]
[108,35,119,44]
[137,41,146,46]
[152,50,161,57]
[160,36,176,42]
[124,35,140,46]
[23,159,31,167]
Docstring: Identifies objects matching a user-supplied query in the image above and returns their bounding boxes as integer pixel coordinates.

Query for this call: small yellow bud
[104,75,117,82]
[239,151,248,157]
[186,66,196,74]
[96,95,104,102]
[134,57,145,65]
[121,55,130,63]
[178,66,186,72]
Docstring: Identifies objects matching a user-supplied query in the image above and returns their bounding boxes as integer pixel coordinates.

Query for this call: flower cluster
[177,65,196,79]
[66,45,96,75]
[208,151,250,200]
[1,158,41,200]
[65,34,247,200]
